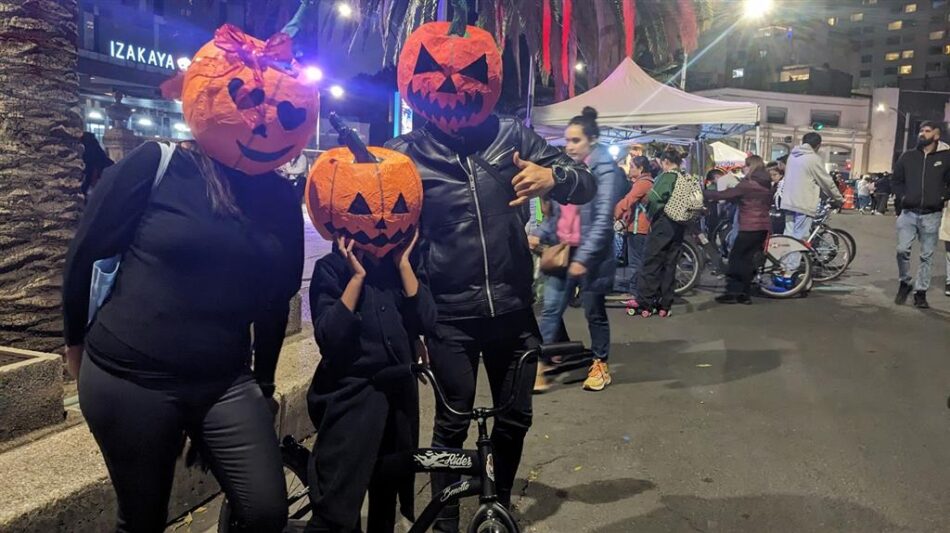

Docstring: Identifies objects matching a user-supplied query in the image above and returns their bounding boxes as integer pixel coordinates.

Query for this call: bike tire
[217,441,311,532]
[756,236,813,299]
[713,218,733,259]
[832,228,857,265]
[467,503,520,533]
[674,240,703,295]
[811,229,851,283]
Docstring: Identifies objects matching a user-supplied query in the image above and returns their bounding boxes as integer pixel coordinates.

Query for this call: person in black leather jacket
[386,114,595,530]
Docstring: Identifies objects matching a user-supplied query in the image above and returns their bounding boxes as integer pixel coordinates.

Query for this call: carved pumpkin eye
[413,45,441,75]
[228,78,265,110]
[277,101,307,131]
[348,192,373,215]
[392,193,409,214]
[458,55,489,84]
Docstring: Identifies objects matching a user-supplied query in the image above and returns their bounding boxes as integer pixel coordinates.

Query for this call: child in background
[306,231,437,532]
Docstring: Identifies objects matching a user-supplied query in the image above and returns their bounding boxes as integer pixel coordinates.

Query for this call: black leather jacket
[386,116,596,320]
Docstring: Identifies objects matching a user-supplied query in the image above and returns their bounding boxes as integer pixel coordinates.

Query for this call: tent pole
[755,125,761,155]
[526,54,536,127]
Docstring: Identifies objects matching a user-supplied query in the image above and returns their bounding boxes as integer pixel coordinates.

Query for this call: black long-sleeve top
[62,142,304,389]
[308,252,437,386]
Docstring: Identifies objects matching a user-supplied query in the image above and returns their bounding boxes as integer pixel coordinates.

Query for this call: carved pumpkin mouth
[406,81,484,127]
[324,221,415,248]
[236,140,295,162]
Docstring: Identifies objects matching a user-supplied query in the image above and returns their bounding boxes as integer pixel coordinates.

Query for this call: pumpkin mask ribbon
[211,24,297,84]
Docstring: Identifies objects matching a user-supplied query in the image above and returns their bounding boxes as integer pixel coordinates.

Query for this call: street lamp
[574,62,585,72]
[876,104,913,151]
[329,85,345,99]
[742,0,773,20]
[303,66,324,83]
[336,2,353,18]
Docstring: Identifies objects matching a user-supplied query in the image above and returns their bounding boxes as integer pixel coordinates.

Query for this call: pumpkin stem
[448,0,468,36]
[329,112,379,164]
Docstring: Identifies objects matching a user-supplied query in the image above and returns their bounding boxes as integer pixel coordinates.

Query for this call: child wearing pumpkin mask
[304,135,437,531]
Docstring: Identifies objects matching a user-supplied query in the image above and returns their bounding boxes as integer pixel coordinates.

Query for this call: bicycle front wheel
[832,228,857,265]
[674,240,703,295]
[811,228,852,282]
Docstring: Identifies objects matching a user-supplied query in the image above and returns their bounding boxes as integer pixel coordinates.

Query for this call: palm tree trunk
[0,0,83,352]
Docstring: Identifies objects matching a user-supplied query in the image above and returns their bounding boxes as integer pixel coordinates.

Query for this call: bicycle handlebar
[411,342,588,420]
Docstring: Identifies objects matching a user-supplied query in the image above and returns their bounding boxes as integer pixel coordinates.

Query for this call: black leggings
[427,311,540,533]
[638,214,686,311]
[725,230,769,296]
[78,355,287,533]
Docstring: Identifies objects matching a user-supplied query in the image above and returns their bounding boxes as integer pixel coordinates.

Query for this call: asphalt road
[503,211,950,532]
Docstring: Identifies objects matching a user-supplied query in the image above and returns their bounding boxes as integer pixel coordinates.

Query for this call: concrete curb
[0,330,319,533]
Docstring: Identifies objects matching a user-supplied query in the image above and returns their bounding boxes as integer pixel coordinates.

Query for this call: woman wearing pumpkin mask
[532,107,627,393]
[61,23,313,533]
[386,5,597,530]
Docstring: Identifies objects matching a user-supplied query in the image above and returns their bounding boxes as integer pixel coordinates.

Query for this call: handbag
[539,242,571,274]
[87,142,176,324]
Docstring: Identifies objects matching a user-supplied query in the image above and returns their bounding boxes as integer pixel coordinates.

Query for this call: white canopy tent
[531,58,760,145]
[709,141,749,167]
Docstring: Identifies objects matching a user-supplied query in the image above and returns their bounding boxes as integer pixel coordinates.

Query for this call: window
[929,45,943,54]
[866,0,878,3]
[887,36,901,44]
[780,67,811,82]
[934,0,947,7]
[899,64,913,75]
[945,44,950,55]
[885,52,901,61]
[929,30,946,40]
[863,26,875,34]
[926,62,942,72]
[885,66,898,75]
[904,3,917,12]
[851,13,864,22]
[861,54,873,63]
[860,69,872,77]
[766,107,788,124]
[904,34,917,43]
[902,50,915,58]
[828,17,837,26]
[732,68,745,79]
[810,110,841,128]
[863,39,875,47]
[889,21,903,31]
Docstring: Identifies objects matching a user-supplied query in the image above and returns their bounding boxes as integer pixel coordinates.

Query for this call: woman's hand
[337,236,366,279]
[65,345,83,380]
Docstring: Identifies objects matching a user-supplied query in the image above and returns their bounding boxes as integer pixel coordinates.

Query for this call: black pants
[427,310,540,533]
[725,230,769,297]
[638,214,686,311]
[79,355,286,533]
[874,193,889,214]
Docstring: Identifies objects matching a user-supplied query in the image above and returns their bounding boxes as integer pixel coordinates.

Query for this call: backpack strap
[153,142,176,191]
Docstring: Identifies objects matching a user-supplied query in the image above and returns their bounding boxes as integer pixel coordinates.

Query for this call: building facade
[697,88,900,176]
[78,0,246,155]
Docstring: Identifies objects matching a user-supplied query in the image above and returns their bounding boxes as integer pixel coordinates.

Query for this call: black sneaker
[945,283,950,297]
[737,294,753,305]
[895,282,913,305]
[913,291,930,309]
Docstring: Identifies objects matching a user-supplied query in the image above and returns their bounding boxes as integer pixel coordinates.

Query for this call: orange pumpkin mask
[180,24,318,175]
[397,21,502,133]
[306,146,423,258]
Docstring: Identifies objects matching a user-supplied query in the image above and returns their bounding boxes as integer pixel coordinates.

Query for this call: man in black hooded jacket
[892,120,950,308]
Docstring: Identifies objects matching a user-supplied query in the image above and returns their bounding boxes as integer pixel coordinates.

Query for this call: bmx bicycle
[218,342,588,532]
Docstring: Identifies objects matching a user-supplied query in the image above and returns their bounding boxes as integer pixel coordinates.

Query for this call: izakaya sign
[109,40,187,71]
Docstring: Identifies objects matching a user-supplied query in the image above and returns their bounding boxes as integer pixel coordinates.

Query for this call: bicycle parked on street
[218,342,589,533]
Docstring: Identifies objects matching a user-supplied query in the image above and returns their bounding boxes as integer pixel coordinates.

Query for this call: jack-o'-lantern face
[306,146,423,258]
[397,21,502,133]
[181,26,318,175]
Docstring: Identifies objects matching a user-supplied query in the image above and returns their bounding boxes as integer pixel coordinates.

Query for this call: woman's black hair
[631,155,652,175]
[659,148,683,166]
[568,106,600,140]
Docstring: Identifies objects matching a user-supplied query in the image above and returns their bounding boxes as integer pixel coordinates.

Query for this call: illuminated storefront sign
[109,40,189,71]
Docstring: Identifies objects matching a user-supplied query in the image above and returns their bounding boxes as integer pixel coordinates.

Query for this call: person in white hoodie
[778,133,845,288]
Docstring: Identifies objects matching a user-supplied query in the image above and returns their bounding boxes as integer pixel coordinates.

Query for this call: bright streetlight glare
[173,122,190,132]
[176,57,192,71]
[742,0,773,20]
[303,66,323,83]
[608,145,621,158]
[337,3,353,18]
[329,85,345,99]
[876,103,888,113]
[137,117,154,127]
[87,110,104,120]
[574,62,585,72]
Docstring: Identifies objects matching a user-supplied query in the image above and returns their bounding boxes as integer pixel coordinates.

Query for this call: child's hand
[337,236,366,278]
[395,229,420,269]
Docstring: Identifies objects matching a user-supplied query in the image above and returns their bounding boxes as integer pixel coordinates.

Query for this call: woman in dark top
[62,140,303,533]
